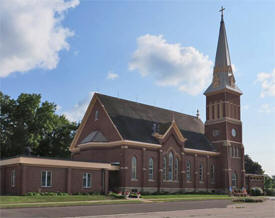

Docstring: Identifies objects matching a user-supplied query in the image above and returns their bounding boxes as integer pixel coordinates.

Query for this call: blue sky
[1,0,274,175]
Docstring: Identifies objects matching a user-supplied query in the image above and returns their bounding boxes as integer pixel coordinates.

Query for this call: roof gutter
[73,140,220,156]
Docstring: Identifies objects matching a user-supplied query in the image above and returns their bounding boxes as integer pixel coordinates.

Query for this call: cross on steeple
[219,6,225,19]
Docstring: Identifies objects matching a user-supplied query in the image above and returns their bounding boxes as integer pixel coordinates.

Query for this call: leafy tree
[264,175,273,189]
[244,154,264,175]
[0,92,78,158]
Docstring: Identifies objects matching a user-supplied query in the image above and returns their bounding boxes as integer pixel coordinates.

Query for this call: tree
[244,154,264,175]
[0,92,78,158]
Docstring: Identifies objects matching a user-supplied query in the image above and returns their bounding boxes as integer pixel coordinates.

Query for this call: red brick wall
[1,164,108,195]
[124,148,142,188]
[73,147,123,163]
[0,165,21,195]
[76,100,121,145]
[71,169,103,194]
[143,149,159,188]
[23,165,67,193]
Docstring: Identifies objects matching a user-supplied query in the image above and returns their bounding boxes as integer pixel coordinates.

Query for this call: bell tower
[204,7,245,192]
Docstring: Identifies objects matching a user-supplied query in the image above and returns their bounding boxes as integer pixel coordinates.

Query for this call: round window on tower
[231,128,237,137]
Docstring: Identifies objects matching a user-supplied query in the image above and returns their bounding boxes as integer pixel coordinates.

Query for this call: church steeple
[215,7,231,69]
[204,7,242,95]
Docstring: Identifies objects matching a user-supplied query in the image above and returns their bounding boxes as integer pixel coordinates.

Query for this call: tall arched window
[95,110,99,121]
[199,163,204,182]
[148,158,153,180]
[174,158,179,180]
[162,157,167,181]
[131,156,137,180]
[210,164,215,183]
[186,160,191,181]
[168,152,173,180]
[232,172,237,188]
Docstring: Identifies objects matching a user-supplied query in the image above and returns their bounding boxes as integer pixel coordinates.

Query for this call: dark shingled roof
[96,93,216,152]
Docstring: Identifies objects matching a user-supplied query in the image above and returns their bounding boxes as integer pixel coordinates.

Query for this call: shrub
[25,192,71,196]
[128,193,138,198]
[265,188,275,196]
[250,187,263,196]
[57,192,69,196]
[109,192,125,199]
[140,191,150,195]
[233,197,264,203]
[25,192,40,196]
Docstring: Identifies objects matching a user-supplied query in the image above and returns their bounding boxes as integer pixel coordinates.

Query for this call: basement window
[41,171,52,187]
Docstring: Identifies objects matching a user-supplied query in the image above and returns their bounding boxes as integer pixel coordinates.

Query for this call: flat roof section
[0,156,119,171]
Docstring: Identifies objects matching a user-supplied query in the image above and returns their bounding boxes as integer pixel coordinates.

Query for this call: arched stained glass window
[148,158,153,180]
[199,163,204,181]
[131,156,137,180]
[186,160,191,181]
[168,152,173,180]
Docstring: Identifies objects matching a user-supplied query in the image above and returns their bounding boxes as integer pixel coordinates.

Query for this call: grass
[0,194,265,209]
[0,195,112,204]
[0,199,142,209]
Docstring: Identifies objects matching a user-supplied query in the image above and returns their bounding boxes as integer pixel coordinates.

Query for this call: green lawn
[0,194,265,209]
[0,195,112,204]
[0,199,142,209]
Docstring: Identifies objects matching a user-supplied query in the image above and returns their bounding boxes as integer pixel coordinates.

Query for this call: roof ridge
[95,92,198,120]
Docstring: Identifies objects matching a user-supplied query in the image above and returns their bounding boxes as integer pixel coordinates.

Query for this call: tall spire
[204,7,242,95]
[215,7,231,69]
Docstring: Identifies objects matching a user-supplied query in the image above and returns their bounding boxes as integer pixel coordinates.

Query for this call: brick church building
[0,12,264,195]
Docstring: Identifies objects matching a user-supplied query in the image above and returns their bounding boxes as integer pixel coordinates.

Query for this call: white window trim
[148,158,154,181]
[232,172,237,188]
[41,170,52,187]
[83,172,92,188]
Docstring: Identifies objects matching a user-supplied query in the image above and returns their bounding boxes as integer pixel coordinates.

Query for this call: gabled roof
[96,93,216,152]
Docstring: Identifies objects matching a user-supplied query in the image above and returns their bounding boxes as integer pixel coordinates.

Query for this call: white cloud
[259,104,275,113]
[0,0,79,78]
[107,71,119,80]
[63,92,95,122]
[56,105,62,111]
[257,68,275,97]
[129,34,213,95]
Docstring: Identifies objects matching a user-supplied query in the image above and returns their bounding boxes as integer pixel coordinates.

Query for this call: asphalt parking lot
[1,199,232,218]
